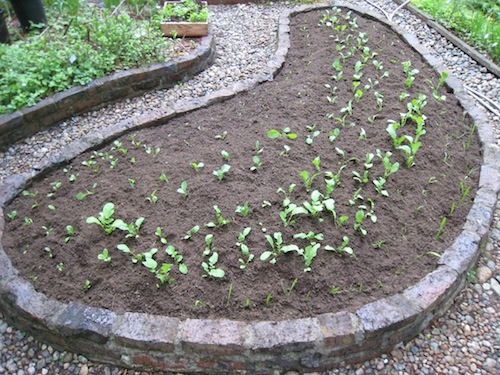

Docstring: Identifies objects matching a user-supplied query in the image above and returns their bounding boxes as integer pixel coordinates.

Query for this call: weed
[83,280,92,293]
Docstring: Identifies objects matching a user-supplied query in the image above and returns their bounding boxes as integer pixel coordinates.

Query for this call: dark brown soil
[3,8,482,321]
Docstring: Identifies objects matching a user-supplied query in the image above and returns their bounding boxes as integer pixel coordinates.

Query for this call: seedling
[349,187,364,206]
[237,227,254,269]
[65,225,76,243]
[47,204,56,212]
[47,181,62,198]
[260,232,300,264]
[117,244,145,264]
[300,170,321,192]
[306,130,320,145]
[83,280,92,293]
[129,134,142,147]
[267,127,298,140]
[359,128,366,140]
[183,225,200,240]
[44,246,54,258]
[325,236,354,257]
[328,285,342,295]
[214,131,228,140]
[24,217,34,226]
[377,150,400,179]
[194,300,206,310]
[436,217,447,239]
[7,210,17,220]
[458,181,471,205]
[144,145,160,158]
[159,173,169,182]
[165,245,188,274]
[111,140,128,155]
[235,201,250,217]
[213,164,231,181]
[329,128,340,142]
[145,190,158,204]
[303,190,325,220]
[202,235,225,278]
[76,183,97,201]
[221,150,231,161]
[191,162,205,172]
[402,60,419,88]
[373,177,389,197]
[353,210,367,235]
[312,156,321,172]
[128,178,136,189]
[280,145,291,157]
[206,205,230,228]
[22,190,38,198]
[56,262,64,272]
[98,248,112,263]
[226,282,234,306]
[250,154,263,172]
[302,242,321,272]
[177,181,188,199]
[86,202,125,235]
[118,217,144,239]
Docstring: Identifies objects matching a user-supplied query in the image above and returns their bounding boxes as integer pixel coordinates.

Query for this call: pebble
[476,265,493,283]
[0,1,499,375]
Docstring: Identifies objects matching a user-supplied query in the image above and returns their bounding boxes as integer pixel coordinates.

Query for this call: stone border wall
[0,31,215,151]
[0,3,499,374]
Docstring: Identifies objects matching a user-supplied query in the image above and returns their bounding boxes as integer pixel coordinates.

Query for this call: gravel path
[1,1,499,374]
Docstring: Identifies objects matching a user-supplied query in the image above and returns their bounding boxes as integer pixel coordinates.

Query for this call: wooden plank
[160,22,208,38]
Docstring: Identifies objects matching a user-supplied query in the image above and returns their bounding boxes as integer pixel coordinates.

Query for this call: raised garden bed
[0,3,497,373]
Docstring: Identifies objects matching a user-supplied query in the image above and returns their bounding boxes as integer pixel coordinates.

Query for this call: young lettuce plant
[206,205,230,228]
[213,164,231,181]
[236,227,254,269]
[183,225,200,240]
[177,181,188,199]
[165,245,188,274]
[235,201,250,217]
[202,234,225,278]
[86,203,126,235]
[325,235,355,257]
[260,232,300,264]
[267,127,298,140]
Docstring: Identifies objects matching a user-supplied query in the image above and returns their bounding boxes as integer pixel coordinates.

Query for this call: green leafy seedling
[184,225,200,240]
[177,181,188,199]
[98,248,112,263]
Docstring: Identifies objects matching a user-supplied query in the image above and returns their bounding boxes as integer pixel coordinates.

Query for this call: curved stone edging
[0,3,499,373]
[0,30,216,152]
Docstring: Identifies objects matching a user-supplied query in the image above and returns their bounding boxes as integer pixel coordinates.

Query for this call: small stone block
[113,312,179,351]
[403,266,458,312]
[1,278,64,325]
[247,318,321,352]
[357,294,421,334]
[438,231,481,274]
[181,319,245,354]
[0,246,19,284]
[479,165,500,193]
[317,312,363,348]
[54,302,116,344]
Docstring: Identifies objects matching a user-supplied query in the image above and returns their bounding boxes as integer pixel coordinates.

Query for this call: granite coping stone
[0,3,498,373]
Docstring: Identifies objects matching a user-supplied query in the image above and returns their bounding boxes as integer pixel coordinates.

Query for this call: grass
[410,0,500,63]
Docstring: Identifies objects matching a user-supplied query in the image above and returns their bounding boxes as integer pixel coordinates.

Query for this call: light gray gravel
[0,1,499,374]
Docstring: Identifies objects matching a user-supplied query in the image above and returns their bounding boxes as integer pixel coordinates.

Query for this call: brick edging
[0,30,216,152]
[0,4,499,373]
